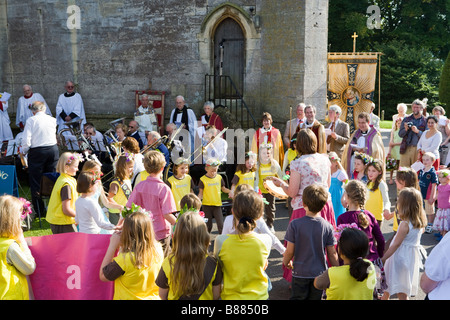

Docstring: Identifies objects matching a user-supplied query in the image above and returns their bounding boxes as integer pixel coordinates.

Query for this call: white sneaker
[425,224,433,234]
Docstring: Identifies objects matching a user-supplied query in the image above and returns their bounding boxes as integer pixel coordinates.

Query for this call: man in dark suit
[128,120,144,150]
[326,104,350,159]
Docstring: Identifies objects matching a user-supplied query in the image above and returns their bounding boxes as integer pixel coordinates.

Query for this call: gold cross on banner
[352,32,358,53]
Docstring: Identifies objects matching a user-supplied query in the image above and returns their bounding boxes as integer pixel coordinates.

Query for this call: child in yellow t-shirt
[254,143,283,231]
[214,189,272,300]
[229,151,257,199]
[0,195,36,300]
[198,158,230,234]
[99,211,164,300]
[314,227,376,300]
[166,157,194,211]
[107,154,135,225]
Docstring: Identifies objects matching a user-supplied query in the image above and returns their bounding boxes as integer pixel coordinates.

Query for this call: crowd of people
[0,84,449,301]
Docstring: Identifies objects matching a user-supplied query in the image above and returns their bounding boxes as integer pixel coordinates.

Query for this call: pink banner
[27,233,114,300]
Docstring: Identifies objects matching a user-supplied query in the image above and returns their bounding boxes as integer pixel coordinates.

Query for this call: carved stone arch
[197,3,260,73]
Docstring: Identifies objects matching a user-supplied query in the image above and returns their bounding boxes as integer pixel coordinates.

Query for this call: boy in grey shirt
[283,184,339,300]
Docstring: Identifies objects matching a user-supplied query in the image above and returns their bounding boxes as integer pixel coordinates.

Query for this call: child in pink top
[433,170,450,239]
[126,151,177,256]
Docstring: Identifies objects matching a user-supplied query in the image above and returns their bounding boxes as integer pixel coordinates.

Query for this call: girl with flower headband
[198,157,230,234]
[314,227,377,300]
[229,151,257,199]
[352,152,370,183]
[0,195,36,299]
[75,171,118,234]
[107,154,135,225]
[432,169,450,240]
[255,143,283,232]
[167,157,194,211]
[214,189,273,300]
[46,152,81,234]
[328,152,348,221]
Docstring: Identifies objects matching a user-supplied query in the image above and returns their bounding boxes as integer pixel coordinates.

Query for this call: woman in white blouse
[417,115,442,170]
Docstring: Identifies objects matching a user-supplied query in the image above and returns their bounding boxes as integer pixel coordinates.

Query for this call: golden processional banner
[327,53,379,133]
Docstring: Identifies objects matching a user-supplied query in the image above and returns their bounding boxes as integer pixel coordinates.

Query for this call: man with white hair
[0,91,13,141]
[134,94,160,135]
[398,99,427,167]
[326,104,350,158]
[283,102,306,146]
[21,101,59,218]
[16,85,52,131]
[55,80,86,133]
[169,95,197,153]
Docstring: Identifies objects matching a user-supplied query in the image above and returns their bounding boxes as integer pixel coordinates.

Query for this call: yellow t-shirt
[365,181,383,221]
[234,170,255,188]
[326,260,376,300]
[214,233,271,300]
[113,245,164,300]
[258,163,276,193]
[200,174,223,206]
[158,255,221,300]
[167,174,192,211]
[46,173,78,225]
[134,171,150,188]
[0,238,29,300]
[108,178,132,214]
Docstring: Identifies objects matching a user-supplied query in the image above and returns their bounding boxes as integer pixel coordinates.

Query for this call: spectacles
[67,86,74,89]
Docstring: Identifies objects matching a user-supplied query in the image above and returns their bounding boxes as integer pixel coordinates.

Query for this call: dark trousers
[202,205,224,234]
[290,277,323,300]
[263,193,276,228]
[28,145,59,217]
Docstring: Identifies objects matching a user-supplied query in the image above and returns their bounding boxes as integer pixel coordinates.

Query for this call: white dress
[384,221,427,296]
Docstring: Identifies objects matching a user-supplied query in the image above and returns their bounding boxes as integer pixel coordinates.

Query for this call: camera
[407,122,414,128]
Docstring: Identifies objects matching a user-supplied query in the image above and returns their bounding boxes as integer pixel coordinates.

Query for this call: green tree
[439,51,450,111]
[328,0,448,117]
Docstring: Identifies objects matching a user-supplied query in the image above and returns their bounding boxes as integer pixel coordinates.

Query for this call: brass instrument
[57,118,94,152]
[140,135,168,154]
[192,127,228,164]
[103,118,126,161]
[166,124,185,150]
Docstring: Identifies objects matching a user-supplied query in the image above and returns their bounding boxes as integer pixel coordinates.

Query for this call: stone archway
[197,3,260,76]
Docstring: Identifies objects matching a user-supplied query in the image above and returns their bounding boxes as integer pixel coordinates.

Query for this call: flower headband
[90,170,103,183]
[438,170,450,178]
[397,166,410,172]
[334,223,361,242]
[246,151,257,158]
[173,157,191,165]
[259,142,273,150]
[19,197,32,220]
[354,152,373,165]
[121,203,152,219]
[66,153,84,165]
[124,152,135,162]
[205,158,222,167]
[329,154,341,162]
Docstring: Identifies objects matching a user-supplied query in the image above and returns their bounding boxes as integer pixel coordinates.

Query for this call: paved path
[211,129,439,300]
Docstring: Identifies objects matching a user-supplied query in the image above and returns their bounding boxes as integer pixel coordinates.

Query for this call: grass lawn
[380,120,393,129]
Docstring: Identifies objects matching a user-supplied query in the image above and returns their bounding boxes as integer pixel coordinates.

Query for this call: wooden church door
[213,18,245,97]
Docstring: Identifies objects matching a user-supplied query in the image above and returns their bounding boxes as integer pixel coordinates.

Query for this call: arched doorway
[213,18,245,97]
